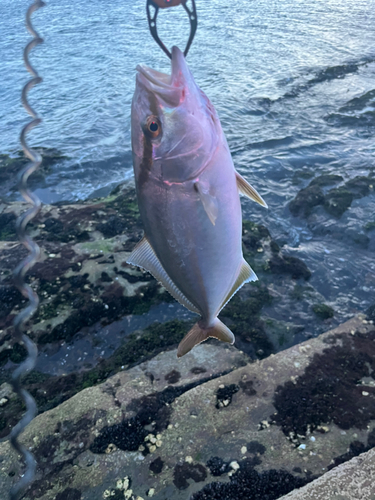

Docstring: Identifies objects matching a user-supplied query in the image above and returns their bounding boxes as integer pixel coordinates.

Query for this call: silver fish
[128,46,266,357]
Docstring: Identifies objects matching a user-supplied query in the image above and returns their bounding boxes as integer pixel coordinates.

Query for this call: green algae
[312,303,334,320]
[364,221,375,232]
[77,240,118,254]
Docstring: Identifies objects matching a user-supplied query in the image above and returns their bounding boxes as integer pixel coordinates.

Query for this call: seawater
[1,0,375,357]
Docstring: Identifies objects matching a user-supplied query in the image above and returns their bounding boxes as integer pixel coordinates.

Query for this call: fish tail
[177,318,235,358]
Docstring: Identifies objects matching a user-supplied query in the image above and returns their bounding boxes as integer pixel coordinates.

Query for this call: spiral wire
[9,1,45,499]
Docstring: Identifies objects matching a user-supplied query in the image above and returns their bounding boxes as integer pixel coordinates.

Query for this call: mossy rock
[364,221,375,232]
[291,170,315,185]
[106,188,142,231]
[312,303,334,320]
[220,288,274,359]
[0,319,192,438]
[309,174,343,188]
[323,187,353,217]
[0,213,17,241]
[366,304,375,322]
[289,185,325,217]
[289,284,315,301]
[345,176,374,198]
[0,148,67,187]
[268,254,311,280]
[242,220,271,256]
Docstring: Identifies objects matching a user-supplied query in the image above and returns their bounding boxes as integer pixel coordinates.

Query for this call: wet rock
[312,304,334,320]
[215,384,240,409]
[55,488,82,500]
[309,174,344,188]
[206,456,230,476]
[0,188,170,351]
[0,320,194,439]
[290,172,374,220]
[191,461,309,500]
[291,169,315,185]
[323,187,354,218]
[0,149,67,199]
[366,303,375,322]
[279,447,375,500]
[272,327,375,439]
[345,175,374,198]
[97,215,127,238]
[149,457,164,474]
[219,289,274,360]
[289,185,325,217]
[0,212,17,240]
[173,462,207,490]
[1,316,374,500]
[268,254,311,280]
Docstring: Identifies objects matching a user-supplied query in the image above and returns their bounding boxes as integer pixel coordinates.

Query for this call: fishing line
[9,1,45,498]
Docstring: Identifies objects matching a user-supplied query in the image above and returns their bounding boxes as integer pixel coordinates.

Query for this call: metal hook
[146,0,197,59]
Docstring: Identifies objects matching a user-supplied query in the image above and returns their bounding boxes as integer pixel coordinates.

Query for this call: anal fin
[218,259,257,314]
[126,236,200,315]
[236,171,268,208]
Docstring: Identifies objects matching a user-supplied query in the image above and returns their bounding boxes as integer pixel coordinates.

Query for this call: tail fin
[177,318,235,358]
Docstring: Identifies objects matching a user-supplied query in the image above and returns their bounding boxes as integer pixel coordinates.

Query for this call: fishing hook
[146,0,197,59]
[9,1,45,499]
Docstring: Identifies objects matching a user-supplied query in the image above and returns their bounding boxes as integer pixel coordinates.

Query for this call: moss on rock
[312,303,334,320]
[289,185,325,218]
[323,187,354,218]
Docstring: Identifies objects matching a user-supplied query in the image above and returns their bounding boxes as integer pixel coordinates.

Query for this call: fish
[127,46,267,357]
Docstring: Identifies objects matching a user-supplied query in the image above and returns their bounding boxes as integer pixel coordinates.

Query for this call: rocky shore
[1,316,374,499]
[1,150,374,499]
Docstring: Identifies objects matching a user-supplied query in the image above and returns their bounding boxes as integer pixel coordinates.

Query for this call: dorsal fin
[217,259,257,315]
[126,236,201,315]
[236,172,268,208]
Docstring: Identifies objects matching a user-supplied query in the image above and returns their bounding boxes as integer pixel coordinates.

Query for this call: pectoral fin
[194,182,218,226]
[236,172,268,208]
[177,318,235,357]
[126,236,200,315]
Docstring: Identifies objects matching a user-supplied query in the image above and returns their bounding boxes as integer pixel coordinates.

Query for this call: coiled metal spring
[10,1,45,499]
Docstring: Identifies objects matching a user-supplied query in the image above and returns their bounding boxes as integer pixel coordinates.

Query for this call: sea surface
[1,0,375,352]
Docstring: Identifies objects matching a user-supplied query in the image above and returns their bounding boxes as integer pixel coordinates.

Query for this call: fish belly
[136,143,243,322]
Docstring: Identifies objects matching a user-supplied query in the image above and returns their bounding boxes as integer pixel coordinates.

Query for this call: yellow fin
[194,181,218,226]
[126,236,200,315]
[218,259,257,314]
[236,172,268,208]
[177,318,235,357]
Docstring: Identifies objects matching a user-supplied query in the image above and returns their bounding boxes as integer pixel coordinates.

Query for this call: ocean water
[1,0,375,335]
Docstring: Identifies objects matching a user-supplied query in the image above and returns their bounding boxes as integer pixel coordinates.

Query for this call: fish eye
[144,116,161,139]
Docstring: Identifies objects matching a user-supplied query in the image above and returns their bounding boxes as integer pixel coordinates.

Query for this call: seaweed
[271,330,375,440]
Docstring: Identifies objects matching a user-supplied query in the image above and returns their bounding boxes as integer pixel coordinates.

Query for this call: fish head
[131,46,221,184]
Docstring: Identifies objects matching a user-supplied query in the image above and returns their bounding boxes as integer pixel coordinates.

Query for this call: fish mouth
[136,46,188,105]
[136,65,172,88]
